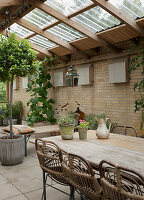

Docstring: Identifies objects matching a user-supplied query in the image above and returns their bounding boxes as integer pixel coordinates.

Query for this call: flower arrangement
[78,120,89,129]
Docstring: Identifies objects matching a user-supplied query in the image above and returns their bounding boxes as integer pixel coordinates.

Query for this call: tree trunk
[9,75,14,139]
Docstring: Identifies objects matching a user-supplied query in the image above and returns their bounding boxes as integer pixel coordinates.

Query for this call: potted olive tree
[58,115,75,140]
[0,33,38,165]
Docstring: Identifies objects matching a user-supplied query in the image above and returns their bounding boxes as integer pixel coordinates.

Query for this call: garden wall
[13,56,143,136]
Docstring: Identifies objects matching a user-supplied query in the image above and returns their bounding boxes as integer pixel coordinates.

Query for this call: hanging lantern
[65,65,79,86]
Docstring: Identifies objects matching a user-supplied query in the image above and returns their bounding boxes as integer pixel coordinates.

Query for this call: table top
[43,130,144,175]
[33,125,59,134]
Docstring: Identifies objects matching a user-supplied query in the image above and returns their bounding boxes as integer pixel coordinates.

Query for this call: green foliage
[129,45,144,130]
[85,114,98,130]
[78,120,89,129]
[68,111,79,120]
[0,33,38,82]
[12,101,23,119]
[58,115,75,127]
[96,113,106,119]
[26,56,57,126]
[0,82,6,102]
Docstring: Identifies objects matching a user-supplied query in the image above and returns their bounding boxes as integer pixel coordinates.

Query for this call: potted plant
[78,119,89,140]
[58,115,75,140]
[96,113,110,139]
[0,33,38,165]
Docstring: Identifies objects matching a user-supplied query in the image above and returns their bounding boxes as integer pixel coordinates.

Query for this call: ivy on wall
[26,56,57,126]
[130,46,144,130]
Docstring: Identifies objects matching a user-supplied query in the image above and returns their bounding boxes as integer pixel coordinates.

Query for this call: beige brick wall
[13,57,144,135]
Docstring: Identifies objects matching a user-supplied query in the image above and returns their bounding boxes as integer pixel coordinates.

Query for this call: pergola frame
[0,0,144,61]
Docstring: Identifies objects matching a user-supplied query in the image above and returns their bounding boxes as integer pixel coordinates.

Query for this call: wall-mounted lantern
[65,65,79,86]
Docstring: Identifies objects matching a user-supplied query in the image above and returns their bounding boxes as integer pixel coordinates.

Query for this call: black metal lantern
[65,65,79,86]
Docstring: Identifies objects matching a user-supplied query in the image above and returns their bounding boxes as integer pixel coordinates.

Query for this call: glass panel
[109,0,144,19]
[73,6,120,33]
[23,8,58,28]
[29,35,57,49]
[44,0,92,16]
[46,23,85,42]
[8,23,34,38]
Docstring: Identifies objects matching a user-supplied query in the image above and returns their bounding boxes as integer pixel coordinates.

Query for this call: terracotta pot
[96,118,110,139]
[78,127,87,140]
[59,125,74,140]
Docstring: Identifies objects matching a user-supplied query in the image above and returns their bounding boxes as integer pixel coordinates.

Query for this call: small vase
[78,127,87,140]
[96,118,110,139]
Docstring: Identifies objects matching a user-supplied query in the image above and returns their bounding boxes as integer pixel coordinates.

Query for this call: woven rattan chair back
[60,150,101,200]
[111,125,137,137]
[35,139,67,184]
[99,160,144,200]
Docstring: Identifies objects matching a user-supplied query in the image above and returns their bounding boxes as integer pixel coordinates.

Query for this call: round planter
[78,127,87,140]
[59,125,74,140]
[0,135,25,166]
[96,118,110,139]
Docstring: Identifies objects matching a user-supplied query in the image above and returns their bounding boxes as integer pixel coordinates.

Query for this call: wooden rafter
[36,2,120,52]
[91,0,144,36]
[17,19,89,58]
[1,29,53,57]
[0,0,24,7]
[25,3,96,39]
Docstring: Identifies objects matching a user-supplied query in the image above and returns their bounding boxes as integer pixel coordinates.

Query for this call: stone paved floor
[0,127,80,200]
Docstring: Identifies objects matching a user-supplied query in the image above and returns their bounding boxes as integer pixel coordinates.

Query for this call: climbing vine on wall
[26,55,57,126]
[130,46,144,130]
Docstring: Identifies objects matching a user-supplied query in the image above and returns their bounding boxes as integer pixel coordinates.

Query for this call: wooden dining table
[43,130,144,175]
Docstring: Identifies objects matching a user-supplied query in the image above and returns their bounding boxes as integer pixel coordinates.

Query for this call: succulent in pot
[58,115,75,140]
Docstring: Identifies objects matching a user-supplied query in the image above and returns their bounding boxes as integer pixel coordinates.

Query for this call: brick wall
[13,56,144,135]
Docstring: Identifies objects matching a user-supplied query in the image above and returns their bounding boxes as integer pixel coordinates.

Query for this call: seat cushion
[3,125,35,135]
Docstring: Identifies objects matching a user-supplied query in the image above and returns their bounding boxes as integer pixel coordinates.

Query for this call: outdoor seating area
[0,0,144,199]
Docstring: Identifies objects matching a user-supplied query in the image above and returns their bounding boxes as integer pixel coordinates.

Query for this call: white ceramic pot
[96,118,110,139]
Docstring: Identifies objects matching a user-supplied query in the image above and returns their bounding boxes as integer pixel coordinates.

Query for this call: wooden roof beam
[91,0,144,36]
[17,19,89,58]
[36,2,121,52]
[0,0,24,7]
[25,3,96,39]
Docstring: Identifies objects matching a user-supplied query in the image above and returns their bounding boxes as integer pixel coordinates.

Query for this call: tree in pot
[0,33,38,165]
[58,115,75,140]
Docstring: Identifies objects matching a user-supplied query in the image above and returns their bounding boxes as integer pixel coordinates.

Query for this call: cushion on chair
[3,125,35,135]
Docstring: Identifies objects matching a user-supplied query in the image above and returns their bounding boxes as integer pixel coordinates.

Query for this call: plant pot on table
[78,127,87,140]
[59,125,74,140]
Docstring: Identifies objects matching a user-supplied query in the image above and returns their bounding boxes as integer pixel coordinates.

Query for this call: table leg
[24,135,31,157]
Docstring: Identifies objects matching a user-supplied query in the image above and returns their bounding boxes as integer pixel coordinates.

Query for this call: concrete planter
[0,135,25,166]
[78,127,87,140]
[8,119,18,125]
[59,125,74,140]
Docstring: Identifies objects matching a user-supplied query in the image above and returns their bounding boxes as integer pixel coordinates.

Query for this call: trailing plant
[96,113,106,119]
[0,33,38,138]
[26,56,57,126]
[58,115,75,127]
[129,46,144,130]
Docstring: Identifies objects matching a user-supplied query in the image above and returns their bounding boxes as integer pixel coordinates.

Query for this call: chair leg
[69,186,75,200]
[42,170,46,200]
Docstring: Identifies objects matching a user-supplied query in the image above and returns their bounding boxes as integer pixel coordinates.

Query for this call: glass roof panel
[9,23,34,38]
[46,23,85,42]
[109,0,144,19]
[29,35,57,49]
[23,8,58,28]
[44,0,92,16]
[72,6,120,33]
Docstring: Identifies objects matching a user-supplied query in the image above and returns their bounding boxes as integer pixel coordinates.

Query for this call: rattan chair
[35,139,74,200]
[111,125,137,137]
[99,160,144,200]
[60,150,102,200]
